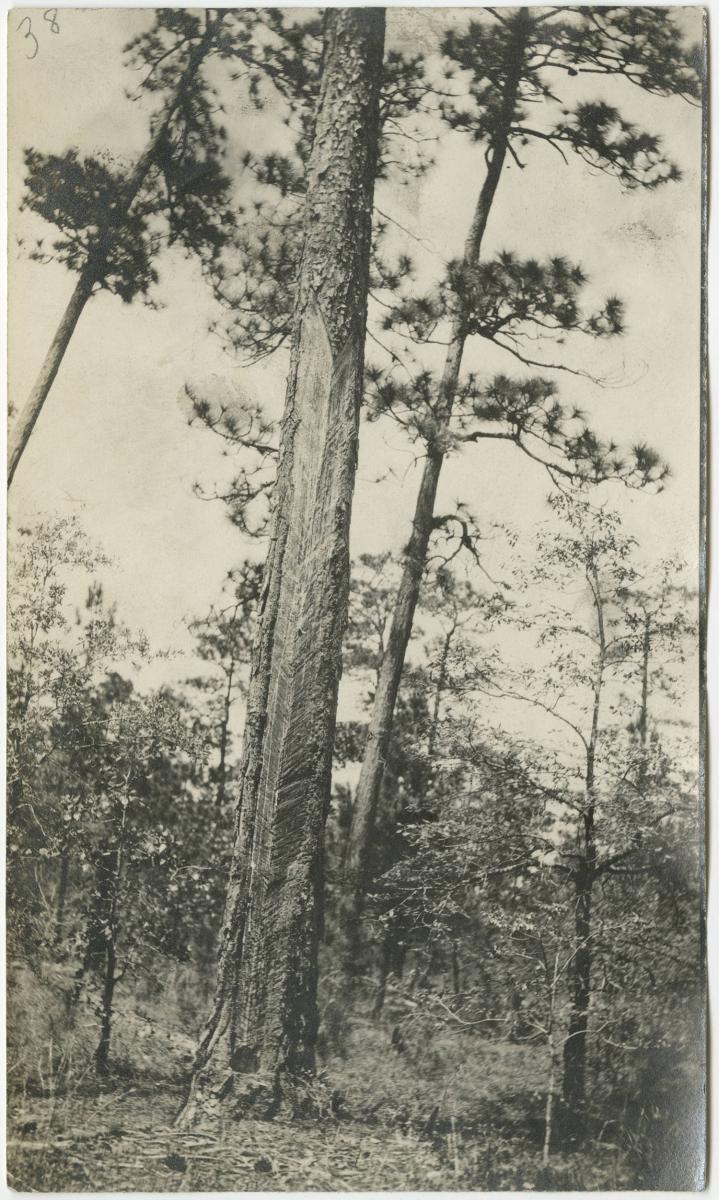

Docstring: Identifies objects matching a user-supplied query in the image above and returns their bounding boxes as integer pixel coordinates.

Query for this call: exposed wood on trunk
[341,9,532,962]
[7,13,225,489]
[180,8,385,1122]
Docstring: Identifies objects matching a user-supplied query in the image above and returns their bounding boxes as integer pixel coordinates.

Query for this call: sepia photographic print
[6,5,707,1191]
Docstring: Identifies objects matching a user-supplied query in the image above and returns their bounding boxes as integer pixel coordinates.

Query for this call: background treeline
[7,5,704,1192]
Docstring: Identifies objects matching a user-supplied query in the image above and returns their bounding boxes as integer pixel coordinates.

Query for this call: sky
[7,7,704,715]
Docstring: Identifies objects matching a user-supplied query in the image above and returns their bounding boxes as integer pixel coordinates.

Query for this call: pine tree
[341,5,700,959]
[8,9,319,487]
[180,8,386,1121]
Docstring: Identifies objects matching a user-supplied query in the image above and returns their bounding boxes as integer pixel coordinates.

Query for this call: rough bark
[180,8,385,1122]
[7,13,225,489]
[341,9,531,960]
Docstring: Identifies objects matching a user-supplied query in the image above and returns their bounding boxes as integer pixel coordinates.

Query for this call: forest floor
[7,1057,635,1193]
[7,966,640,1191]
[7,1085,451,1192]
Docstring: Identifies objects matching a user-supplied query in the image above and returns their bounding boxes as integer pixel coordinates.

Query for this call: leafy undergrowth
[327,1017,549,1129]
[322,1023,637,1190]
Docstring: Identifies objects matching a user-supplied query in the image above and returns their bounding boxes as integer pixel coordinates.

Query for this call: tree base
[177,1069,279,1127]
[177,1066,342,1128]
[555,1099,588,1151]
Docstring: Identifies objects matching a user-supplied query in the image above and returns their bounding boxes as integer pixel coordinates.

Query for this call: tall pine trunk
[181,8,385,1122]
[7,13,225,488]
[341,9,531,960]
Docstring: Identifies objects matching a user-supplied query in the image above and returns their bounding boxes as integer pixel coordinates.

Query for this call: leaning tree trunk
[7,13,225,489]
[180,7,385,1123]
[341,10,531,964]
[8,273,96,487]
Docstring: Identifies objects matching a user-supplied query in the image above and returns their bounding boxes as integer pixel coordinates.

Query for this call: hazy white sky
[7,7,704,698]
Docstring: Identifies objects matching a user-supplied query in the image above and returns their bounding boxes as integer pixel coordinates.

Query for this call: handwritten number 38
[17,10,60,60]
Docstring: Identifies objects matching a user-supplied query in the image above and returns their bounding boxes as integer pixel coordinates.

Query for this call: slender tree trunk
[372,928,404,1018]
[428,620,456,758]
[216,661,235,808]
[341,10,531,957]
[562,860,594,1115]
[542,954,560,1169]
[451,938,461,998]
[8,274,96,487]
[562,565,604,1127]
[7,13,225,488]
[54,849,70,950]
[180,8,385,1122]
[543,1055,556,1168]
[543,1042,558,1168]
[372,958,390,1018]
[94,927,117,1076]
[639,612,650,750]
[68,846,117,1015]
[92,845,121,1075]
[91,793,129,1074]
